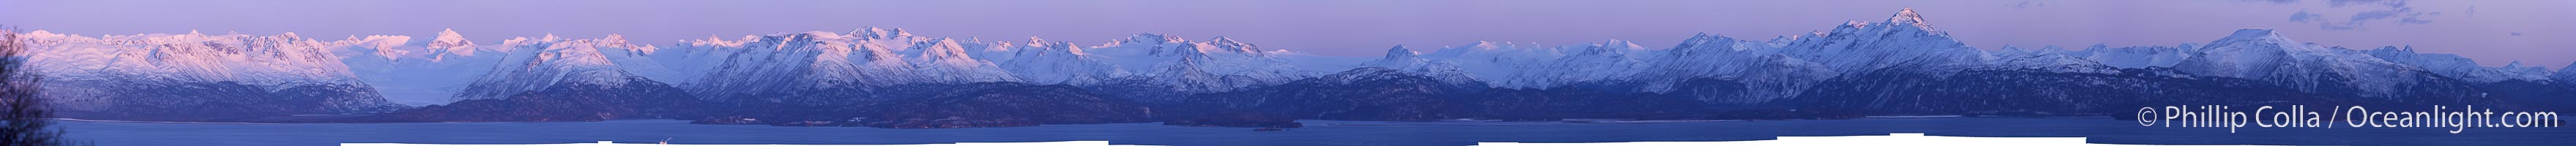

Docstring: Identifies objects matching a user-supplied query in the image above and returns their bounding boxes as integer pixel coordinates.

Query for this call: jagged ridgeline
[12,31,409,121]
[7,9,2569,127]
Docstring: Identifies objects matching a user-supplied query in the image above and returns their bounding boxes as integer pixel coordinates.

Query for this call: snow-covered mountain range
[450,34,684,101]
[657,28,1318,104]
[2559,64,2576,85]
[340,28,510,105]
[13,30,406,120]
[10,9,2566,121]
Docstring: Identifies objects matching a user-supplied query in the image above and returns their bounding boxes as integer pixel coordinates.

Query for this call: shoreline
[54,116,2118,126]
[52,118,278,125]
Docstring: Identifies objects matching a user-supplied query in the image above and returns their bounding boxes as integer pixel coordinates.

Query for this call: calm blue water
[57,118,2574,146]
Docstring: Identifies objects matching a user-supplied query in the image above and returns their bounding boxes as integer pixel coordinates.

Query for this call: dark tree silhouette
[3,26,77,146]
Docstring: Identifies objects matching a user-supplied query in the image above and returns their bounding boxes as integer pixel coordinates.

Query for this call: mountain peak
[1208,36,1243,45]
[2502,61,2534,69]
[2208,29,2311,51]
[1890,8,1927,25]
[2367,46,2416,54]
[1210,36,1240,43]
[1122,33,1181,44]
[1828,8,1946,36]
[2556,61,2576,80]
[1016,36,1087,54]
[425,28,479,61]
[1382,45,1419,60]
[1207,36,1262,54]
[433,28,467,41]
[1603,39,1639,48]
[2220,29,2286,41]
[914,38,978,61]
[427,31,467,44]
[603,34,630,45]
[850,27,912,39]
[1360,45,1433,70]
[1571,39,1641,55]
[1672,33,1742,53]
[2564,61,2576,72]
[2000,45,2028,53]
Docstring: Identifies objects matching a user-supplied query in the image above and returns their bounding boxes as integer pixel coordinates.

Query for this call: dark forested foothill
[364,77,702,123]
[688,82,1155,128]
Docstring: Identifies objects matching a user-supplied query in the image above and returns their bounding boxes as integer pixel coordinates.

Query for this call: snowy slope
[1491,40,1656,88]
[996,37,1123,85]
[666,29,1320,103]
[340,29,512,105]
[1374,39,1662,90]
[2496,61,2552,82]
[2171,29,2465,98]
[1358,45,1429,69]
[15,30,406,115]
[1350,9,2014,103]
[1358,45,1484,88]
[2065,44,2199,69]
[1984,45,2118,74]
[1077,34,1311,85]
[1412,41,1565,88]
[1768,8,1991,74]
[2365,46,2553,83]
[1632,34,1834,104]
[2557,62,2576,85]
[674,31,1021,100]
[451,34,681,101]
[424,28,488,61]
[20,31,374,88]
[1053,34,1314,102]
[905,37,1021,83]
[1636,9,2125,105]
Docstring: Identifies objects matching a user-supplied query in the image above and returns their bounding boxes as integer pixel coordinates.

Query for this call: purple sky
[5,0,2568,68]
